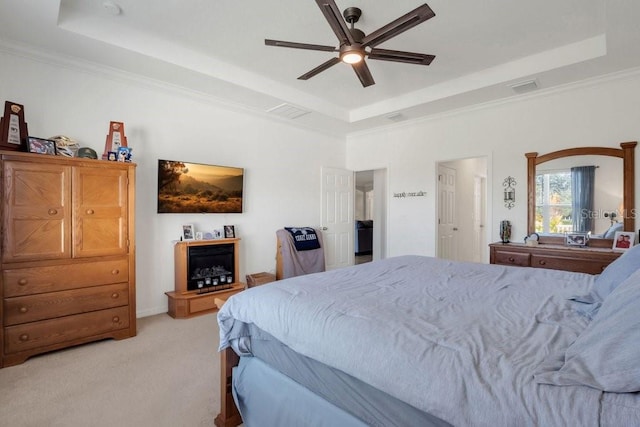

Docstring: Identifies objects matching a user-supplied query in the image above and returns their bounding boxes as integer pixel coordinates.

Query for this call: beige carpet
[0,312,222,427]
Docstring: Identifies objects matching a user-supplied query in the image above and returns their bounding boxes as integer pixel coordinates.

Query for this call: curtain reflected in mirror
[572,166,595,233]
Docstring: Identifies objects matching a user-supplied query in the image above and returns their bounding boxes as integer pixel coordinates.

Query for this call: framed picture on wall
[182,224,195,241]
[613,231,635,251]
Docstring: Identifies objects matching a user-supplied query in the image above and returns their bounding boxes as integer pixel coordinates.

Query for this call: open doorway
[355,169,387,264]
[437,157,488,263]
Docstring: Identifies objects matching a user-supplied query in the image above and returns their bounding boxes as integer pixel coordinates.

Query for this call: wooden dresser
[489,242,622,274]
[1,151,136,367]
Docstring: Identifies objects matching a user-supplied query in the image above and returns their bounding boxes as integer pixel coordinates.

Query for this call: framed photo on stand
[27,137,57,155]
[182,224,195,241]
[224,225,235,239]
[613,231,635,251]
[565,233,587,247]
[117,146,132,162]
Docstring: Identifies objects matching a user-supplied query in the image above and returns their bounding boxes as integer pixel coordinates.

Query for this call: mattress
[244,324,451,427]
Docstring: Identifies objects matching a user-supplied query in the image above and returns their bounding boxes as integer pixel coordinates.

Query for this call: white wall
[0,49,345,317]
[346,70,640,258]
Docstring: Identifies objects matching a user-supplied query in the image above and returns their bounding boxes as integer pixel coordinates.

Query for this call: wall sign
[393,191,427,198]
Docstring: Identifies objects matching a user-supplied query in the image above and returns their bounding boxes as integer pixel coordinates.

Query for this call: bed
[216,250,640,426]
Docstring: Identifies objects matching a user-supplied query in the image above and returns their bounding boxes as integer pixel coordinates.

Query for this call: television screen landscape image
[157,159,244,213]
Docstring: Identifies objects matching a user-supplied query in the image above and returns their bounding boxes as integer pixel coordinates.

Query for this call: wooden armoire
[0,151,136,367]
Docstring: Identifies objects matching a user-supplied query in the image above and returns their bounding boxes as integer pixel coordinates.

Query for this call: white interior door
[321,167,354,270]
[438,165,458,260]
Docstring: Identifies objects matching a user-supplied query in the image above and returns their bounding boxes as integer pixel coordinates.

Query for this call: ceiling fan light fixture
[341,51,363,64]
[340,43,364,64]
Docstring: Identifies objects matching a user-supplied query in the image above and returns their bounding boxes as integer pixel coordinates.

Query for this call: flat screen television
[157,159,244,213]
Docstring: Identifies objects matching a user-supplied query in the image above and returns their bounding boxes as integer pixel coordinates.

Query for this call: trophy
[0,101,29,151]
[102,121,128,160]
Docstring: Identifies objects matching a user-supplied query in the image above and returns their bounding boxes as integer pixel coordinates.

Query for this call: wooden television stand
[166,239,243,319]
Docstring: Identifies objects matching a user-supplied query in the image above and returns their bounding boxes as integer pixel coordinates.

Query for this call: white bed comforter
[218,255,636,426]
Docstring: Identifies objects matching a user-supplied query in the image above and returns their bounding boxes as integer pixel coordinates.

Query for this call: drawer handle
[111,292,119,299]
[508,257,515,262]
[86,209,95,215]
[48,208,57,215]
[19,306,28,313]
[18,278,28,286]
[538,260,547,265]
[111,269,120,275]
[19,334,29,342]
[112,316,120,323]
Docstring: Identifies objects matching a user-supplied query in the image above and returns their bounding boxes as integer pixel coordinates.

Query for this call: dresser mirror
[526,142,636,246]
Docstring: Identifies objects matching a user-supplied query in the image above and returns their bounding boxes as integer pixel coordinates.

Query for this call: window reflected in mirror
[536,171,571,233]
[535,156,622,236]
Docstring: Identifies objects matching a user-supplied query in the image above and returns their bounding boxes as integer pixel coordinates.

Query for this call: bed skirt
[233,357,368,427]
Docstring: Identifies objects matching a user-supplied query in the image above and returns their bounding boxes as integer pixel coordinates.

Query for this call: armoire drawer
[4,283,129,326]
[3,259,128,297]
[3,306,129,354]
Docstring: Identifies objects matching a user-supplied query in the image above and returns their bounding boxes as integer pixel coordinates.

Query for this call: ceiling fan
[265,1,436,88]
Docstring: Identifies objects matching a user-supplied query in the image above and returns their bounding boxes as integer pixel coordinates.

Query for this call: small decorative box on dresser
[489,242,622,274]
[1,151,136,368]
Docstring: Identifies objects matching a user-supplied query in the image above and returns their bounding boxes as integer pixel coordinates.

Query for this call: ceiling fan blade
[362,4,436,48]
[265,39,336,52]
[315,0,356,46]
[298,57,341,80]
[368,48,435,65]
[352,61,375,87]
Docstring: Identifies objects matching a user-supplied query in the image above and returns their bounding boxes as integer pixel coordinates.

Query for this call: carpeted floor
[0,312,222,427]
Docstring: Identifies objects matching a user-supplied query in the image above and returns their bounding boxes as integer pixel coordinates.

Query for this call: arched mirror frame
[526,141,637,246]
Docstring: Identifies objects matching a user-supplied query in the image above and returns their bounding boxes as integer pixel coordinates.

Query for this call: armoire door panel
[2,161,71,262]
[73,167,128,257]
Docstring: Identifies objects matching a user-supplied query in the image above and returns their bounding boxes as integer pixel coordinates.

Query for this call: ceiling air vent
[508,79,539,94]
[386,112,407,122]
[267,103,311,119]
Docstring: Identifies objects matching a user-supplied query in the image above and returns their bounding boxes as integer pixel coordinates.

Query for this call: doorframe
[354,168,388,261]
[436,156,490,263]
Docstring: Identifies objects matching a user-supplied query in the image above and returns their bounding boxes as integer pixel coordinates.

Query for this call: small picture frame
[117,146,132,162]
[27,136,57,155]
[566,233,588,246]
[224,225,235,239]
[213,229,224,239]
[613,231,635,251]
[182,224,195,241]
[107,151,118,161]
